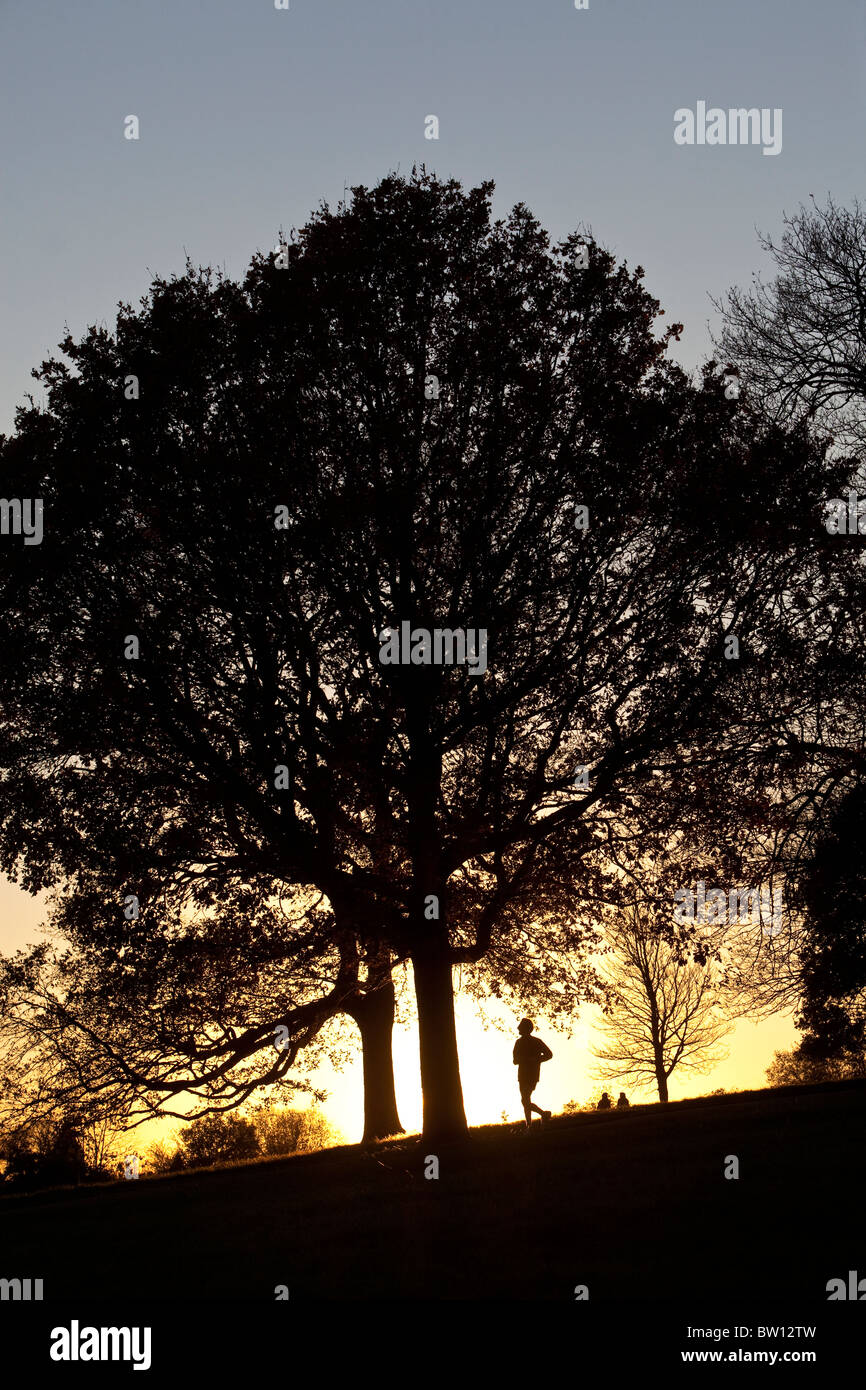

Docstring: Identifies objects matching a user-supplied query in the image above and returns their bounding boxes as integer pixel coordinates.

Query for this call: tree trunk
[412,946,468,1138]
[655,1061,669,1103]
[650,1006,668,1102]
[348,976,404,1142]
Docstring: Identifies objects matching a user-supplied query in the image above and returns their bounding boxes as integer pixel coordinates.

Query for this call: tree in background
[712,195,866,456]
[711,198,866,1067]
[177,1112,260,1169]
[794,780,866,1058]
[0,978,132,1187]
[250,1103,339,1156]
[144,1139,186,1176]
[766,1045,866,1089]
[592,897,734,1103]
[145,1104,338,1175]
[0,1111,87,1190]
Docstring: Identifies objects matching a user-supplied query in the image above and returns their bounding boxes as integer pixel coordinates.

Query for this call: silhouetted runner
[513,1018,553,1127]
[597,1092,612,1110]
[616,1092,630,1109]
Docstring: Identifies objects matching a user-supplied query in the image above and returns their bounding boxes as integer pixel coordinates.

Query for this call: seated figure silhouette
[616,1092,630,1109]
[597,1092,612,1110]
[513,1019,553,1128]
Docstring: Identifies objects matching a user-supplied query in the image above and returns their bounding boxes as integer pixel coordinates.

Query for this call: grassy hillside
[2,1080,864,1301]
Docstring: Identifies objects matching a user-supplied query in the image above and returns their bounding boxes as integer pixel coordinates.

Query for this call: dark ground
[2,1080,864,1301]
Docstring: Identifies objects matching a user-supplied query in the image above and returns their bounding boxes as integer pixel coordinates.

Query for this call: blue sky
[0,0,861,1137]
[2,0,864,434]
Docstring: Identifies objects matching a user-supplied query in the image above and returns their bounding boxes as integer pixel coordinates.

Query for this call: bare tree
[592,899,733,1103]
[711,195,866,457]
[0,980,134,1179]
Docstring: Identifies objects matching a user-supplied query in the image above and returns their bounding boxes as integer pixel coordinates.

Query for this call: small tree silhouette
[178,1113,260,1169]
[592,900,733,1103]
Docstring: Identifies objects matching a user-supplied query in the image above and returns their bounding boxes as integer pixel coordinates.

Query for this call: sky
[2,0,861,1143]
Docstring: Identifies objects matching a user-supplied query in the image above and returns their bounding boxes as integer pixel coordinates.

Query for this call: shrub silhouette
[178,1114,260,1169]
[144,1105,339,1175]
[1,1114,87,1190]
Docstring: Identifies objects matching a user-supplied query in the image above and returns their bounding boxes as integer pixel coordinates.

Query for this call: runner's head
[518,1018,534,1035]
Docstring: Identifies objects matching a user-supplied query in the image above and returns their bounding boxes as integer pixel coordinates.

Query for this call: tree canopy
[0,168,850,1135]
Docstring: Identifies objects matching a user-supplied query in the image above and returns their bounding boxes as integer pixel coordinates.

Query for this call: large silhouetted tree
[0,168,847,1136]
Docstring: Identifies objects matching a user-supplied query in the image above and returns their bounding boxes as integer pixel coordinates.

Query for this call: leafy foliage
[145,1104,339,1174]
[766,1045,866,1088]
[0,168,854,1133]
[796,781,866,1055]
